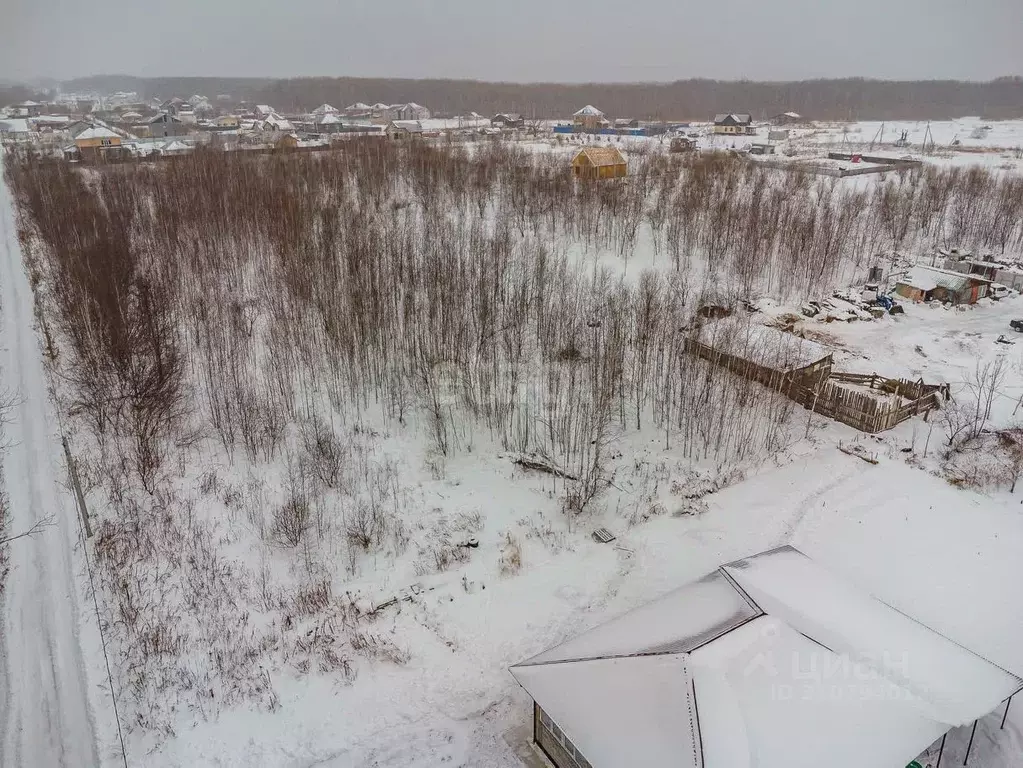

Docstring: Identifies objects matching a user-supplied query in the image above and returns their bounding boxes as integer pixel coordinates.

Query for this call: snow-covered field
[2,133,1023,768]
[529,117,1023,173]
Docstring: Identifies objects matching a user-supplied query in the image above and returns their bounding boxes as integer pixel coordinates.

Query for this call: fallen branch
[511,455,578,481]
[838,445,879,465]
[0,515,55,546]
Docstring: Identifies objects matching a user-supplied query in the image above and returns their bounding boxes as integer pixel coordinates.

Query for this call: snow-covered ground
[115,300,1023,768]
[3,136,1023,768]
[0,158,103,766]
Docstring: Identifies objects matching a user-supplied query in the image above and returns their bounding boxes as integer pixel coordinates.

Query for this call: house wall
[574,115,603,131]
[150,115,189,138]
[534,704,592,768]
[894,283,927,302]
[75,137,122,149]
[572,160,627,181]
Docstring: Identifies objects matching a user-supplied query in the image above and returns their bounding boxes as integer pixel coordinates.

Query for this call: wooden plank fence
[684,339,943,434]
[790,375,943,433]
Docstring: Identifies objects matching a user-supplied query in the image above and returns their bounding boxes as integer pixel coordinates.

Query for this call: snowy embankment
[0,160,104,764]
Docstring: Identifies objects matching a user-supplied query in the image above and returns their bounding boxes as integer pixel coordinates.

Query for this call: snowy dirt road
[0,161,101,766]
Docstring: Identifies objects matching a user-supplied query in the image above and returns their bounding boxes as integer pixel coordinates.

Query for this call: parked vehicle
[1010,319,1023,332]
[991,283,1009,299]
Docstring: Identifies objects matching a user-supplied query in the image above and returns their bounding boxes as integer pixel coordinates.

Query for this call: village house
[573,105,608,132]
[491,112,524,129]
[770,111,803,125]
[29,115,72,131]
[8,100,45,117]
[73,125,124,161]
[259,113,295,132]
[254,104,276,119]
[387,102,431,121]
[944,256,1023,292]
[344,102,372,115]
[312,103,339,117]
[894,265,992,304]
[385,120,424,140]
[275,133,330,151]
[571,146,627,180]
[147,112,189,138]
[713,113,755,135]
[159,97,185,116]
[213,114,240,129]
[314,112,344,133]
[614,118,639,129]
[157,139,192,157]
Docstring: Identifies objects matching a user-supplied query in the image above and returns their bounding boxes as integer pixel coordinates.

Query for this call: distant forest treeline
[44,75,1023,120]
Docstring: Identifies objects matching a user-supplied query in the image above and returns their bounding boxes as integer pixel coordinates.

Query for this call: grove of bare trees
[4,140,1022,739]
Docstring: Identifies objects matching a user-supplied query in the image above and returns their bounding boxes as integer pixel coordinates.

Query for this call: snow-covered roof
[897,267,939,292]
[160,140,190,152]
[312,103,338,115]
[148,111,181,124]
[715,113,753,125]
[261,115,295,131]
[75,126,121,140]
[315,112,343,125]
[511,546,1022,768]
[898,265,990,293]
[372,103,390,110]
[346,102,371,111]
[0,119,30,133]
[389,120,423,132]
[782,111,801,118]
[573,146,626,167]
[696,317,829,371]
[574,104,604,117]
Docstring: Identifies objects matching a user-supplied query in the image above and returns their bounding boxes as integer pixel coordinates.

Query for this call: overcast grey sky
[4,0,1022,83]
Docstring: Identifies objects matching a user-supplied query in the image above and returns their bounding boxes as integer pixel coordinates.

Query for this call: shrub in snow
[499,532,522,576]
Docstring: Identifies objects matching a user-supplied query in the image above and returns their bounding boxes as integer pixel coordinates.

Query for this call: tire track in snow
[777,457,867,545]
[0,159,101,767]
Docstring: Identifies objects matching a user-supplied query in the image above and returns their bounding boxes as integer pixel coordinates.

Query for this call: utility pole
[61,435,92,538]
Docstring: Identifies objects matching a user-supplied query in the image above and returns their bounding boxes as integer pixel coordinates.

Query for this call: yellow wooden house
[73,125,122,150]
[571,146,627,180]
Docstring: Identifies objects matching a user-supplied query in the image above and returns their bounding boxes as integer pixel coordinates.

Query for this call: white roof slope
[511,546,1021,768]
[574,104,604,117]
[75,126,120,140]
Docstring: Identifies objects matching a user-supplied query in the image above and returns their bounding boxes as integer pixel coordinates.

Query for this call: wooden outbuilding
[571,146,627,180]
[894,265,991,305]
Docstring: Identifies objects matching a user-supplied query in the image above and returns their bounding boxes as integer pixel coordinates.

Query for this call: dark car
[1011,319,1023,332]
